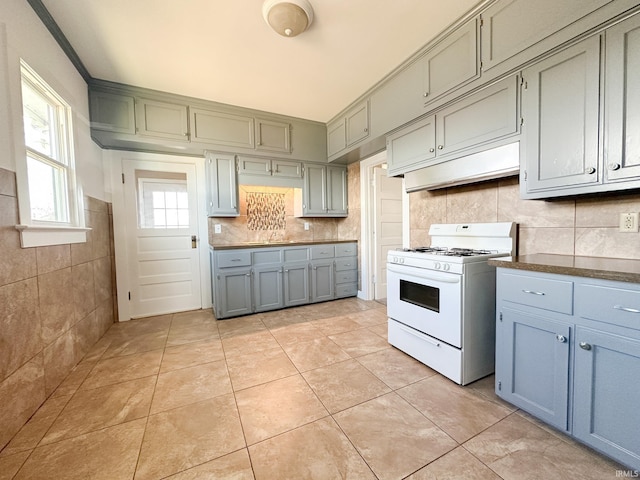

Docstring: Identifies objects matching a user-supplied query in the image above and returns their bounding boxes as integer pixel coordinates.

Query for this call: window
[17,61,87,247]
[138,176,190,229]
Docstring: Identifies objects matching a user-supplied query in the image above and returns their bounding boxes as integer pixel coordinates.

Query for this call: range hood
[404,142,519,192]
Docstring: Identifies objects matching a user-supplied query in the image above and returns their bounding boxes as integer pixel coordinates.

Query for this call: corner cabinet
[295,164,348,217]
[205,152,239,217]
[495,268,640,470]
[327,100,370,158]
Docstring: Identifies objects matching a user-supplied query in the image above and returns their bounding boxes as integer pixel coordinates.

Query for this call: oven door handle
[387,264,460,284]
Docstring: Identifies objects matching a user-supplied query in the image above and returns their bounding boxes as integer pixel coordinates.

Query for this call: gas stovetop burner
[401,247,497,257]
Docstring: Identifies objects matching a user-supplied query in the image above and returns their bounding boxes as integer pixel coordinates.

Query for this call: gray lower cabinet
[283,263,310,307]
[310,260,334,303]
[252,265,284,312]
[205,152,239,217]
[217,268,253,318]
[495,268,640,469]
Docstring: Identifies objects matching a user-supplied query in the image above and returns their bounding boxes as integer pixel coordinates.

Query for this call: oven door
[387,262,462,348]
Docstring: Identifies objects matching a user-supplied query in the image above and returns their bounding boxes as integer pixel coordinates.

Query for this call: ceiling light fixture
[262,0,314,38]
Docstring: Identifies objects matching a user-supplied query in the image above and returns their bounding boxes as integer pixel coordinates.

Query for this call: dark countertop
[210,240,358,250]
[489,254,640,284]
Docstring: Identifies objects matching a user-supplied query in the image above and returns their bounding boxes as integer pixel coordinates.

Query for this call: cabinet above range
[88,79,327,162]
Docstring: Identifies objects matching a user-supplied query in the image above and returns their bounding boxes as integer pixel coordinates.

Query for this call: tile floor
[0,298,626,480]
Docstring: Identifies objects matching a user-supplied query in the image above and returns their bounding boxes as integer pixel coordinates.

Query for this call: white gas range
[387,222,516,385]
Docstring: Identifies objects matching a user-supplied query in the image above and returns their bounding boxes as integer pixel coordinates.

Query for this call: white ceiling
[41,0,480,123]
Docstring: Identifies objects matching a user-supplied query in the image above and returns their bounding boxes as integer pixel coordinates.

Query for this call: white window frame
[15,60,88,248]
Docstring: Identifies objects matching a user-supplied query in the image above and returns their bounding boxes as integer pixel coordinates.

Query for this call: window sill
[15,224,92,248]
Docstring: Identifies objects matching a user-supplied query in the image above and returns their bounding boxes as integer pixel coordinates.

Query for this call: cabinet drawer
[311,245,334,259]
[501,272,573,314]
[283,247,309,263]
[335,257,357,272]
[576,283,640,330]
[336,283,358,298]
[335,243,357,257]
[252,249,282,265]
[336,270,357,284]
[216,251,251,268]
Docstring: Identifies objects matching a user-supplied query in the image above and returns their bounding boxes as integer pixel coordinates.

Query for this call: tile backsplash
[409,176,640,259]
[0,168,116,451]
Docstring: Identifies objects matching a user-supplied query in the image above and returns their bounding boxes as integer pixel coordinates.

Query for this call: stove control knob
[434,262,441,270]
[443,263,450,271]
[400,258,405,264]
[392,256,399,263]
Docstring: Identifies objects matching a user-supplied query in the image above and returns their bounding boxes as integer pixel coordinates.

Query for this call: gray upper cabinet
[604,14,640,183]
[327,100,369,159]
[327,166,348,215]
[237,157,271,176]
[190,108,254,149]
[387,75,519,177]
[272,159,303,178]
[89,90,135,134]
[255,118,291,153]
[521,36,601,196]
[480,0,612,72]
[327,118,346,158]
[297,164,348,217]
[135,97,190,141]
[205,152,239,217]
[237,156,302,179]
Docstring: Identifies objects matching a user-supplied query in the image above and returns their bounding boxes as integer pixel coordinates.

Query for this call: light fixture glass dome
[263,0,314,37]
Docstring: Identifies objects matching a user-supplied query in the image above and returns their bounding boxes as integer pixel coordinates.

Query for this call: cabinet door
[522,37,601,194]
[283,263,310,307]
[310,260,334,303]
[604,14,640,182]
[255,118,291,153]
[217,269,252,318]
[345,100,369,146]
[89,90,136,134]
[497,307,571,431]
[205,153,239,217]
[190,108,254,148]
[386,115,436,176]
[272,159,302,178]
[237,157,271,176]
[327,118,346,157]
[136,98,189,141]
[253,266,284,313]
[573,327,640,468]
[327,166,348,216]
[421,18,479,103]
[303,164,327,215]
[436,75,518,157]
[480,0,611,71]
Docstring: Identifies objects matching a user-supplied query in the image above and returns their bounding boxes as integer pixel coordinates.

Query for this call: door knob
[191,235,197,249]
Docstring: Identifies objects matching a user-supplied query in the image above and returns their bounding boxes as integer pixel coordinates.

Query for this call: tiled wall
[409,176,640,259]
[208,163,361,246]
[0,168,115,450]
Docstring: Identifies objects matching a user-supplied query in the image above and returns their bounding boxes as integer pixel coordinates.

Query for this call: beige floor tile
[269,321,325,346]
[217,316,266,339]
[1,395,71,455]
[111,315,172,336]
[334,392,457,480]
[464,413,624,480]
[235,374,329,445]
[227,347,297,391]
[468,374,519,411]
[368,323,388,339]
[349,308,389,327]
[14,418,145,480]
[0,451,30,480]
[42,376,155,444]
[135,395,245,480]
[328,328,390,357]
[260,310,309,329]
[151,360,232,414]
[302,359,391,413]
[171,309,217,329]
[50,362,95,398]
[281,336,351,372]
[312,315,363,335]
[80,349,162,390]
[406,446,502,479]
[221,330,280,358]
[357,347,437,390]
[160,339,225,373]
[101,330,168,358]
[165,449,254,479]
[249,417,376,480]
[167,322,219,347]
[398,375,513,443]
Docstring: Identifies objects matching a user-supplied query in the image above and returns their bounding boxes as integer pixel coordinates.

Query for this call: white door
[122,159,201,318]
[374,166,403,300]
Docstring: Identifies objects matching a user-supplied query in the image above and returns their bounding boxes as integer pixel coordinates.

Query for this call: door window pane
[138,175,189,229]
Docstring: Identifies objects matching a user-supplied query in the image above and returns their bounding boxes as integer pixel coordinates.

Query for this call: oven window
[399,280,439,313]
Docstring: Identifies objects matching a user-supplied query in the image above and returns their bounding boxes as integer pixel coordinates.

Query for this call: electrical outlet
[619,213,639,233]
[304,222,310,231]
[214,224,222,234]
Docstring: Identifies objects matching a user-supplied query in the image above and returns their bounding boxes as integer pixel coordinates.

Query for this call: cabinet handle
[437,145,444,150]
[613,305,640,314]
[579,342,592,351]
[246,273,251,277]
[364,128,368,133]
[556,334,567,343]
[231,259,242,262]
[522,289,545,296]
[423,92,429,98]
[429,148,435,153]
[585,167,596,174]
[608,163,621,171]
[344,263,351,267]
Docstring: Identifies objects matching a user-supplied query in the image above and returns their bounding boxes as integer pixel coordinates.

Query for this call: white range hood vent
[404,142,519,192]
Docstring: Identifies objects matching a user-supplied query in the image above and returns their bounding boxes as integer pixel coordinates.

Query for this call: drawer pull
[231,258,242,262]
[522,289,545,296]
[613,305,640,314]
[579,342,592,351]
[556,334,567,343]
